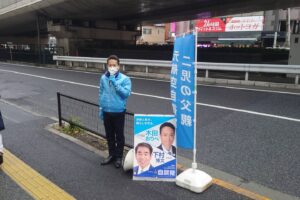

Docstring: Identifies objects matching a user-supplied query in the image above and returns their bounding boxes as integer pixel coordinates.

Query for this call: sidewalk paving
[0,100,251,200]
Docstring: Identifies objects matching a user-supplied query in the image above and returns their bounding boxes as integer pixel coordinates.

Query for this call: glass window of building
[143,28,152,35]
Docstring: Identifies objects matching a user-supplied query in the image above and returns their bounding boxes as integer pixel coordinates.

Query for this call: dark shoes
[114,158,122,168]
[101,155,114,165]
[101,155,122,168]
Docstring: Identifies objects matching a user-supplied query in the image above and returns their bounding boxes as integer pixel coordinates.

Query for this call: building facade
[165,8,300,48]
[136,25,166,45]
[262,8,300,47]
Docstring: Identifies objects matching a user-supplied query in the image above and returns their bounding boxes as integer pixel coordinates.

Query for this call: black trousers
[103,111,125,158]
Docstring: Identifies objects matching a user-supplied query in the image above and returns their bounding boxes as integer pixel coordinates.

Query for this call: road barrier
[57,92,134,148]
[53,55,300,85]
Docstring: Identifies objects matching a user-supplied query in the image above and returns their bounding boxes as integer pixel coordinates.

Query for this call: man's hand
[109,75,116,86]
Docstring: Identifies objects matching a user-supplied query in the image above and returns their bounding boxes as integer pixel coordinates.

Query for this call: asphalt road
[0,172,33,200]
[0,62,299,198]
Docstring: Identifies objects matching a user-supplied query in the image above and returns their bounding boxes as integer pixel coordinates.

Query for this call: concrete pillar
[245,72,249,81]
[56,38,70,56]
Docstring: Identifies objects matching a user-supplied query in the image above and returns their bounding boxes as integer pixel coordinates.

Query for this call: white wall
[137,26,166,45]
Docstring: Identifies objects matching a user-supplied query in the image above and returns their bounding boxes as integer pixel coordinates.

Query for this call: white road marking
[199,102,300,122]
[0,69,98,88]
[1,114,20,123]
[131,77,300,96]
[197,83,300,96]
[0,68,300,123]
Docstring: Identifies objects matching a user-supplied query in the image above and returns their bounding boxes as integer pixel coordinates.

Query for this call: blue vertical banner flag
[170,33,196,149]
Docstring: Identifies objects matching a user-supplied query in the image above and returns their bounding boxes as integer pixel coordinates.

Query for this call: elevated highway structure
[1,0,300,55]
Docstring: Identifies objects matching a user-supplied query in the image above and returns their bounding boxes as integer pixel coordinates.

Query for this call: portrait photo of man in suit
[133,142,154,175]
[157,122,176,157]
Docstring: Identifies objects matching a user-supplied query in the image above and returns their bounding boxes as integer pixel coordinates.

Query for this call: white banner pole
[192,28,198,170]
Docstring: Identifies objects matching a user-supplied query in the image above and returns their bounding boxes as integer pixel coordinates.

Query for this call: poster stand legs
[176,162,212,193]
[123,149,134,172]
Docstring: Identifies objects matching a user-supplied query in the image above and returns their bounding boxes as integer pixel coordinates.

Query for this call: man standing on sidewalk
[99,55,131,168]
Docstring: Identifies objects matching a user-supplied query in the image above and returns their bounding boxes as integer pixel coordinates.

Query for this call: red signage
[196,18,226,33]
[196,16,264,32]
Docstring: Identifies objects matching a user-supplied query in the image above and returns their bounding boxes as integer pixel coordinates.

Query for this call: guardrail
[53,55,300,85]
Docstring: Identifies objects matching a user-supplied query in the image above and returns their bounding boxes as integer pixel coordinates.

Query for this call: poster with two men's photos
[133,114,176,181]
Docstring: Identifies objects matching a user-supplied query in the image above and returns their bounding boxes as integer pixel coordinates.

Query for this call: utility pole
[273,9,279,48]
[36,15,41,63]
[273,32,278,48]
[284,8,291,48]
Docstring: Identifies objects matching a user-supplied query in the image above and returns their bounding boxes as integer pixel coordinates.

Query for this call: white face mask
[108,66,119,75]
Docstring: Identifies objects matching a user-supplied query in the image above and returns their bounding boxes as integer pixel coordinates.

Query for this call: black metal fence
[0,49,55,64]
[0,44,65,64]
[57,92,134,148]
[80,46,289,64]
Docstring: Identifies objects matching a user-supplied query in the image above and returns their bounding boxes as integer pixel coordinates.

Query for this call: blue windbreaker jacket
[99,72,131,113]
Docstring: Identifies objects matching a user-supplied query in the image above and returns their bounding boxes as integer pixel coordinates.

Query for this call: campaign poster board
[133,114,176,181]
